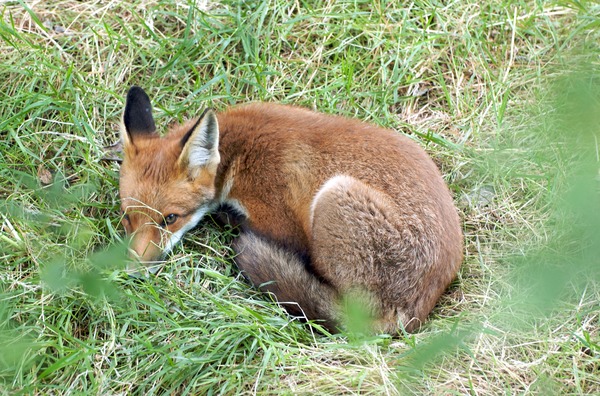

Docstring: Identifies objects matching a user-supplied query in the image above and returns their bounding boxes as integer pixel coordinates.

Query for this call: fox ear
[178,108,220,176]
[121,86,156,146]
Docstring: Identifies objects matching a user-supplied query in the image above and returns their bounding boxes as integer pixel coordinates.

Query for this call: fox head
[119,86,220,271]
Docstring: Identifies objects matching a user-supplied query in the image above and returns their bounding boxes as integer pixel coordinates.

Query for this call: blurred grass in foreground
[508,69,600,321]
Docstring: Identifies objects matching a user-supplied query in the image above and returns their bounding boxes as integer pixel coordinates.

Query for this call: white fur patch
[218,176,248,218]
[186,112,220,169]
[219,176,234,202]
[163,204,214,255]
[188,147,214,168]
[309,175,353,228]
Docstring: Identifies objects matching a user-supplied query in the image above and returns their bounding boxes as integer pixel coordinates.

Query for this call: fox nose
[127,246,141,260]
[125,248,147,278]
[126,251,163,277]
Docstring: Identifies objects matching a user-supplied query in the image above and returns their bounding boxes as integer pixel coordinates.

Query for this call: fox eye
[163,213,178,226]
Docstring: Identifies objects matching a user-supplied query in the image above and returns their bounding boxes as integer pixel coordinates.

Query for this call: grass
[1,0,599,394]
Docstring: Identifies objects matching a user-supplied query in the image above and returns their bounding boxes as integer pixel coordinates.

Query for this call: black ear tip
[126,86,149,101]
[124,86,156,135]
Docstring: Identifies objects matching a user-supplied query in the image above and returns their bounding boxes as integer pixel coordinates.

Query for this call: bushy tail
[233,232,339,332]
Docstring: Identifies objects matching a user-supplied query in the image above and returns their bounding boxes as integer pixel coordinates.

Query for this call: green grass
[1,0,599,394]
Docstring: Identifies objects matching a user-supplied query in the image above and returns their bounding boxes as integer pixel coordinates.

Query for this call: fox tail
[233,232,340,332]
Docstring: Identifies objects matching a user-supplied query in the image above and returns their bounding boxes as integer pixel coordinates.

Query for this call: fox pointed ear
[178,109,220,176]
[121,86,156,146]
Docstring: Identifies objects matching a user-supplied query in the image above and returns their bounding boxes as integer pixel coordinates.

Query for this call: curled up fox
[118,86,463,334]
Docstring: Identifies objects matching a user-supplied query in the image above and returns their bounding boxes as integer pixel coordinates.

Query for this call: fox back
[118,87,463,334]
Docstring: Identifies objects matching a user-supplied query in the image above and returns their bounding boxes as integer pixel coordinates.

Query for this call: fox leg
[233,232,340,332]
[309,175,428,333]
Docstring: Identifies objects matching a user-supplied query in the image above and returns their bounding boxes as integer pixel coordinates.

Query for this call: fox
[118,86,463,334]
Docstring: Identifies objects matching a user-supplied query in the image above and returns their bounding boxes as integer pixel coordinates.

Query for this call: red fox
[118,86,463,334]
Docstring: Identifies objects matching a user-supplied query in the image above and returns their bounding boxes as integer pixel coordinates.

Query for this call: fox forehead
[123,134,183,175]
[121,118,199,179]
[120,179,208,212]
[119,132,217,214]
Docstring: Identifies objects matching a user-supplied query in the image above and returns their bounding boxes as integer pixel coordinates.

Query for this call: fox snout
[126,226,165,273]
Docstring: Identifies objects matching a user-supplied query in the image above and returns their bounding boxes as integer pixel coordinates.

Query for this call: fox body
[119,86,463,333]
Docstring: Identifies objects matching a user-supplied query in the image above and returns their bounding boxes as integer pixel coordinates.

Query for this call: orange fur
[119,87,463,333]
